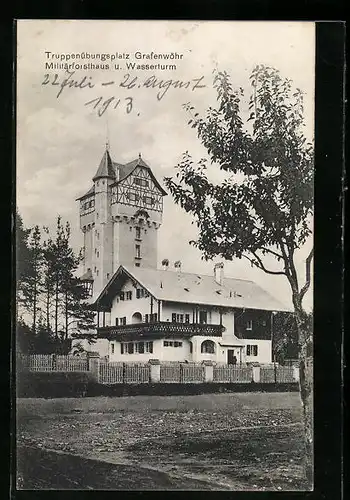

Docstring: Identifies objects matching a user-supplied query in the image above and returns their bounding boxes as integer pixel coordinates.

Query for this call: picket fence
[260,365,295,384]
[213,365,252,383]
[18,354,89,372]
[18,354,297,385]
[159,363,205,383]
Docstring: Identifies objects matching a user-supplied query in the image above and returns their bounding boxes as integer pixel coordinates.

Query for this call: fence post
[148,359,161,383]
[252,365,260,383]
[87,353,100,383]
[202,360,214,383]
[122,362,127,384]
[293,365,300,382]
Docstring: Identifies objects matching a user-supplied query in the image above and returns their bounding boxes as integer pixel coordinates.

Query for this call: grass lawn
[16,392,309,491]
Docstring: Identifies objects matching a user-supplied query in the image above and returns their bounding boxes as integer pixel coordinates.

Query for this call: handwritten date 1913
[85,96,133,117]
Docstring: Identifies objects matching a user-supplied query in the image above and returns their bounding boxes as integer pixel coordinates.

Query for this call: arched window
[201,340,216,354]
[132,312,142,324]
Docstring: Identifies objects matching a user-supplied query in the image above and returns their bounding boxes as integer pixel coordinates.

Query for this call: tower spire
[105,114,110,151]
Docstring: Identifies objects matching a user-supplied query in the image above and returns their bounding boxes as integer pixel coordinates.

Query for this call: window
[136,288,145,299]
[164,341,172,347]
[107,273,110,279]
[127,342,134,354]
[174,341,183,347]
[145,314,149,323]
[247,344,258,356]
[96,270,99,276]
[115,318,119,326]
[145,341,153,353]
[97,251,99,258]
[143,195,155,206]
[134,177,149,188]
[135,245,141,259]
[121,317,126,325]
[121,343,124,354]
[189,341,193,354]
[172,313,177,323]
[185,314,190,324]
[246,320,253,331]
[199,311,208,324]
[176,314,184,323]
[138,342,145,354]
[120,291,125,301]
[111,343,115,354]
[126,291,132,301]
[135,227,141,240]
[150,313,157,323]
[135,263,140,267]
[201,340,215,354]
[127,192,140,202]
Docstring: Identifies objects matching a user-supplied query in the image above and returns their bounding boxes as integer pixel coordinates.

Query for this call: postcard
[16,20,315,491]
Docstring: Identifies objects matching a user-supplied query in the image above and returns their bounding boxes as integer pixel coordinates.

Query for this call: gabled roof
[94,265,292,313]
[77,152,167,201]
[76,185,95,201]
[92,149,115,181]
[112,156,167,195]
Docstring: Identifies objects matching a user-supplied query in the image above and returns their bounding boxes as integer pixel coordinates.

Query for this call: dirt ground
[16,392,309,491]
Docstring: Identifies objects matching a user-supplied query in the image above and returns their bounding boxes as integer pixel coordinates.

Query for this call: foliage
[16,213,95,353]
[164,65,314,483]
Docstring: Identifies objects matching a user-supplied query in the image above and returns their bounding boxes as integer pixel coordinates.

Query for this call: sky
[16,20,315,310]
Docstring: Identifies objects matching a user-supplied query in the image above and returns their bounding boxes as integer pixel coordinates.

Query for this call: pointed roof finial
[138,152,141,159]
[105,114,110,151]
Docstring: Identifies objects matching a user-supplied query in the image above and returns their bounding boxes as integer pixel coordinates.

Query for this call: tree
[41,216,95,342]
[164,65,314,485]
[16,212,38,320]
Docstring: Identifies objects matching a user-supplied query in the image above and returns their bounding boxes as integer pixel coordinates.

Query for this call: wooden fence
[18,354,298,385]
[213,365,253,383]
[260,365,295,383]
[18,354,89,372]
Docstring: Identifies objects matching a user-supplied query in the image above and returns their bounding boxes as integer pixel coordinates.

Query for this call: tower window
[134,177,149,188]
[97,251,99,258]
[135,227,141,240]
[246,320,253,331]
[135,245,141,259]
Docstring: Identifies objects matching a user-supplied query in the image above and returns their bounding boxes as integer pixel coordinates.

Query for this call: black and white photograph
[16,20,315,491]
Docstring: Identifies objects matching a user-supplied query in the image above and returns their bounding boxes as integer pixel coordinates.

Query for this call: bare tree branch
[299,248,314,303]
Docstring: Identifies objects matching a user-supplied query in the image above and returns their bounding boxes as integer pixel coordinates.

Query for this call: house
[91,262,291,364]
[73,144,291,364]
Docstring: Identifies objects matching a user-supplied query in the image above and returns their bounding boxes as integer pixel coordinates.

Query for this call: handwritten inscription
[41,71,206,116]
[85,96,133,117]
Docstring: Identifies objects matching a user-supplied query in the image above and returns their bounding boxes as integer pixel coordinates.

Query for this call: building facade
[77,145,166,298]
[92,264,290,365]
[74,146,291,364]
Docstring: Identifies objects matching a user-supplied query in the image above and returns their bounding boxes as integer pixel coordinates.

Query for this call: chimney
[174,260,182,272]
[214,262,224,286]
[161,258,169,271]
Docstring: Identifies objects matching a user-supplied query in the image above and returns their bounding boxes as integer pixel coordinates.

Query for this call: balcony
[97,322,225,341]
